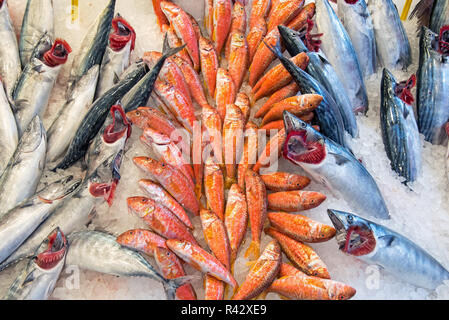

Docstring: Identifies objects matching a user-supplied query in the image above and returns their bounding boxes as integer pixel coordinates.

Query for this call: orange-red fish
[224,184,248,263]
[205,0,214,37]
[199,36,219,97]
[223,104,245,186]
[232,240,281,300]
[279,262,304,277]
[286,2,316,31]
[202,104,223,164]
[133,157,200,215]
[116,229,167,255]
[249,0,271,29]
[186,12,202,40]
[212,0,232,55]
[204,156,225,221]
[162,23,193,67]
[139,179,193,229]
[267,0,305,32]
[252,52,309,101]
[247,18,267,64]
[235,92,251,124]
[127,196,198,244]
[260,172,311,192]
[265,227,330,279]
[255,82,300,118]
[166,239,238,288]
[225,1,247,60]
[152,0,170,31]
[192,120,204,200]
[204,275,225,300]
[268,212,336,243]
[215,68,236,120]
[161,1,200,71]
[237,121,258,189]
[249,28,281,87]
[253,128,286,173]
[261,94,321,126]
[200,208,231,270]
[228,31,249,91]
[267,190,327,212]
[244,169,268,260]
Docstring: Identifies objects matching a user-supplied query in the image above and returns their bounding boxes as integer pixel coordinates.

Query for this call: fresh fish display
[0,1,21,99]
[237,121,258,188]
[417,26,449,145]
[267,0,304,32]
[369,0,412,70]
[199,36,219,97]
[0,175,81,264]
[0,116,46,217]
[337,0,377,79]
[328,209,449,290]
[212,0,233,55]
[4,228,67,300]
[0,80,18,175]
[283,112,389,219]
[19,0,54,67]
[380,69,421,183]
[215,68,236,120]
[204,156,225,221]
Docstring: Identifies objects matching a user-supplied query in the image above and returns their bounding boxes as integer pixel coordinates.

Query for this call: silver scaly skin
[66,230,189,300]
[0,116,46,218]
[338,0,378,79]
[19,0,54,67]
[328,209,449,290]
[4,228,67,300]
[315,0,369,113]
[0,79,18,175]
[368,0,412,70]
[283,111,390,220]
[0,175,81,264]
[46,66,100,163]
[0,154,123,271]
[0,1,22,100]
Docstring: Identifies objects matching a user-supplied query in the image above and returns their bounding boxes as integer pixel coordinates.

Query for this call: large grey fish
[278,25,358,137]
[0,175,81,264]
[46,66,100,163]
[66,230,191,300]
[283,111,390,220]
[410,0,449,34]
[95,14,135,100]
[0,116,46,217]
[265,39,349,149]
[338,0,378,79]
[0,1,22,100]
[369,0,412,70]
[19,0,54,67]
[380,68,421,183]
[0,79,18,175]
[315,0,369,113]
[0,154,123,271]
[3,228,67,300]
[13,37,72,136]
[417,26,449,145]
[67,0,116,99]
[328,209,449,290]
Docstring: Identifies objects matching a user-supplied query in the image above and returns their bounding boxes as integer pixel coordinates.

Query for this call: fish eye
[347,215,353,224]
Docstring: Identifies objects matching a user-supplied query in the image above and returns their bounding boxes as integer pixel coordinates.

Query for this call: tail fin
[162,34,186,59]
[244,241,260,261]
[162,275,198,300]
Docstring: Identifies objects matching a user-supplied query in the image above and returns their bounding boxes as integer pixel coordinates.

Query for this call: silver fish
[283,111,390,220]
[369,0,412,70]
[328,209,449,290]
[0,79,18,175]
[46,65,100,163]
[338,0,378,79]
[4,228,67,300]
[66,230,192,300]
[0,116,46,217]
[0,1,22,100]
[19,0,54,67]
[417,26,449,145]
[315,0,369,113]
[381,69,421,183]
[95,14,135,100]
[0,175,81,265]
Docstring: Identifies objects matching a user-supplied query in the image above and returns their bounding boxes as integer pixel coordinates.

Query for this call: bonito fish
[0,78,18,175]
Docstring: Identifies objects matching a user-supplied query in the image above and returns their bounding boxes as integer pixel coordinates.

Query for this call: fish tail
[244,241,260,261]
[162,275,197,300]
[162,34,186,59]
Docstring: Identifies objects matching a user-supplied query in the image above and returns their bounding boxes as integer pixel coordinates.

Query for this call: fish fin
[13,99,30,111]
[162,275,198,300]
[409,0,434,29]
[263,39,283,60]
[113,72,120,84]
[279,294,291,300]
[161,34,186,59]
[377,235,398,249]
[23,270,36,285]
[244,241,260,261]
[328,151,351,166]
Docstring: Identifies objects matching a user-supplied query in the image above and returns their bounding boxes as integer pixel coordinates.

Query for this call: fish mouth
[0,1,4,9]
[110,15,136,51]
[103,105,132,144]
[43,39,72,67]
[327,209,349,250]
[35,228,67,270]
[343,0,360,4]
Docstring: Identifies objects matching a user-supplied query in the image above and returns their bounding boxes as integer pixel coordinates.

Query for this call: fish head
[110,14,136,51]
[133,156,165,176]
[328,282,357,300]
[126,107,154,129]
[34,228,68,271]
[103,105,132,145]
[283,111,326,165]
[382,68,416,106]
[127,196,155,218]
[278,25,309,53]
[230,31,246,49]
[327,209,377,257]
[37,175,82,204]
[160,1,180,17]
[42,39,72,67]
[116,229,143,248]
